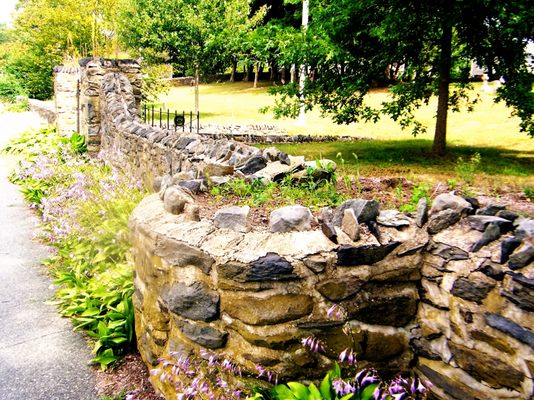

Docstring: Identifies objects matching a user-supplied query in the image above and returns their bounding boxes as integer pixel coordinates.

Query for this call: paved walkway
[0,112,98,400]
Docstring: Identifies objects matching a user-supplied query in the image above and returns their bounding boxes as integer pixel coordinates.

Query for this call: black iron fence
[142,104,200,133]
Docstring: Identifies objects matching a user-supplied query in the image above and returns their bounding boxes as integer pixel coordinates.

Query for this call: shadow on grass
[274,139,534,177]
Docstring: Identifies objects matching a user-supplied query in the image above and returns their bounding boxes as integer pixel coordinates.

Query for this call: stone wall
[28,99,56,124]
[54,59,534,399]
[53,65,80,136]
[129,190,534,400]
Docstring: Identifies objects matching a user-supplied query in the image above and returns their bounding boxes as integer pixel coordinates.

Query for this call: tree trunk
[433,20,453,156]
[270,60,277,81]
[245,64,253,82]
[254,62,260,88]
[281,67,287,84]
[194,65,200,114]
[230,59,237,82]
[290,64,296,83]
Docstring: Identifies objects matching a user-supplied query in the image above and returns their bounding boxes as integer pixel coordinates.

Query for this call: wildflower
[339,348,355,365]
[332,378,354,396]
[301,336,325,353]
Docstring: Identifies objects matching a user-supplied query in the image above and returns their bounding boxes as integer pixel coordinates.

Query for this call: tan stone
[221,292,314,325]
[363,329,408,362]
[470,329,516,355]
[419,303,451,338]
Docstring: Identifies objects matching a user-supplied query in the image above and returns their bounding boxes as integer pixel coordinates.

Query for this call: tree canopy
[269,0,534,154]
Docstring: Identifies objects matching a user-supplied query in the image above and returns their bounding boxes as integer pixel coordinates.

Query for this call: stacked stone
[130,193,428,396]
[28,99,56,125]
[78,58,142,151]
[53,65,80,136]
[414,193,534,400]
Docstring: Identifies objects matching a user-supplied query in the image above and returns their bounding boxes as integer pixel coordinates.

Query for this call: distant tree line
[0,0,531,153]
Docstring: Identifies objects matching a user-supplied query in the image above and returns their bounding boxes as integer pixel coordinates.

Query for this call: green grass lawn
[157,81,534,190]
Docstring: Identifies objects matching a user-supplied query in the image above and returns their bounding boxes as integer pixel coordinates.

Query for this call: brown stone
[341,283,418,327]
[470,330,515,354]
[221,292,314,325]
[316,275,365,301]
[362,330,407,362]
[449,342,524,389]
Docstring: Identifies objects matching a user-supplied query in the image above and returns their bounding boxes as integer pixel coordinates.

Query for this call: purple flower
[301,336,325,353]
[339,348,355,365]
[332,378,354,396]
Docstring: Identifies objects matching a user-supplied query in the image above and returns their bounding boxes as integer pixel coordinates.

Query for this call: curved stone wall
[60,60,534,399]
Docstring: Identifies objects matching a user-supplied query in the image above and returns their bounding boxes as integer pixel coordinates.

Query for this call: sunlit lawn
[157,81,534,190]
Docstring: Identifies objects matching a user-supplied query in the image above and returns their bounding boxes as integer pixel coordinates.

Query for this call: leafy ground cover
[0,126,160,399]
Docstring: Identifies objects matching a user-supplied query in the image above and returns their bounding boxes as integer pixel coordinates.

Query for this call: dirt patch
[95,353,163,399]
[196,176,533,228]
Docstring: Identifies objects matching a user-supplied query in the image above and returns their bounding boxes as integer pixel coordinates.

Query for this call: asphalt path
[0,111,98,400]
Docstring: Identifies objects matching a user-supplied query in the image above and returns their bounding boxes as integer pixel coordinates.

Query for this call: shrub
[0,73,27,102]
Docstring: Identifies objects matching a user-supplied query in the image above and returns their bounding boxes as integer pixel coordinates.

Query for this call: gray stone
[177,320,227,349]
[429,242,469,261]
[152,176,163,192]
[341,208,360,241]
[508,241,534,270]
[500,237,522,264]
[466,215,513,232]
[476,204,506,216]
[477,260,505,281]
[303,255,327,274]
[161,282,219,321]
[269,205,313,233]
[301,159,337,180]
[177,179,202,194]
[430,193,472,215]
[463,196,480,211]
[263,147,281,162]
[237,154,268,175]
[450,277,495,304]
[158,174,173,200]
[214,206,250,233]
[485,313,534,350]
[427,209,462,234]
[502,272,534,312]
[377,209,411,227]
[496,209,519,222]
[416,197,429,228]
[337,242,401,266]
[155,237,214,274]
[515,218,534,239]
[218,253,297,282]
[208,176,232,186]
[279,151,291,165]
[163,186,195,215]
[471,222,501,252]
[333,199,380,226]
[366,220,383,244]
[320,219,338,243]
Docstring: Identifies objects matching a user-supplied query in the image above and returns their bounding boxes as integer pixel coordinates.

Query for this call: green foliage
[0,73,27,102]
[455,152,481,184]
[523,186,534,200]
[211,172,345,210]
[399,183,431,213]
[267,0,533,154]
[69,132,87,154]
[7,126,145,369]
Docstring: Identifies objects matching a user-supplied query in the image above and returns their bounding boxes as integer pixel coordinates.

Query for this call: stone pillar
[53,65,80,137]
[78,58,142,152]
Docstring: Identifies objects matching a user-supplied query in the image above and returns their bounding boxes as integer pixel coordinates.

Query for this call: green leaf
[287,382,310,400]
[319,374,332,400]
[360,383,378,400]
[273,384,298,400]
[307,383,322,400]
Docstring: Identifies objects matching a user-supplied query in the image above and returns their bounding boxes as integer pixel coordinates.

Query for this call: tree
[270,0,534,155]
[120,0,264,112]
[1,0,122,99]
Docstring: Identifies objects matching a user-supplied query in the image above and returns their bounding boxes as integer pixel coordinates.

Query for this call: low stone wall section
[28,99,56,125]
